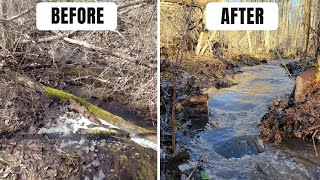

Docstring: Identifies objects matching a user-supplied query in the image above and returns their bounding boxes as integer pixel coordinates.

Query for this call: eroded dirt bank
[260,62,320,146]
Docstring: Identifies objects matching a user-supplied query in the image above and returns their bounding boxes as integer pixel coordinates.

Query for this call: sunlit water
[178,60,320,179]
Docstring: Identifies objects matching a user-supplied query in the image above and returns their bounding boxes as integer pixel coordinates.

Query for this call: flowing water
[179,60,320,179]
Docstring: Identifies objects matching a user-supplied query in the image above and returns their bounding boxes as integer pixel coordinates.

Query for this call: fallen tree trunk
[3,69,155,136]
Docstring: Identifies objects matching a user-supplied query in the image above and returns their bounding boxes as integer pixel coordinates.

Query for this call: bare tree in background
[0,0,157,121]
[302,0,312,69]
[317,0,320,70]
[1,0,8,50]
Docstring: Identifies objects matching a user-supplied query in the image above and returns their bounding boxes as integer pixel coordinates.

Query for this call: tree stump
[184,95,209,129]
[294,68,320,103]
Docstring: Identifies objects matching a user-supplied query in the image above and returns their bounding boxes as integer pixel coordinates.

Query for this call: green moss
[81,129,121,137]
[254,61,262,65]
[225,79,235,88]
[6,70,153,136]
[43,87,153,135]
[316,72,320,82]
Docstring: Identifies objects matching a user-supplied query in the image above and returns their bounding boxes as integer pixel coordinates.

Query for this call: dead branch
[20,34,156,69]
[20,31,77,44]
[118,0,154,10]
[0,44,17,63]
[312,130,319,156]
[20,35,62,44]
[276,50,292,78]
[308,124,320,131]
[0,7,34,23]
[171,84,177,155]
[0,157,10,165]
[119,3,147,15]
[62,37,156,69]
[187,156,204,180]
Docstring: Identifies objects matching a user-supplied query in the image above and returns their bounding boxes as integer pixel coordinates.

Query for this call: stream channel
[178,60,320,179]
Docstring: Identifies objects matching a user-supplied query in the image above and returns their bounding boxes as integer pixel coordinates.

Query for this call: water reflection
[178,60,320,179]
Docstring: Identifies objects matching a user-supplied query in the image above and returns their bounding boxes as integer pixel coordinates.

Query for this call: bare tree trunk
[302,0,312,69]
[247,31,252,54]
[264,30,270,51]
[317,0,320,70]
[285,0,290,34]
[292,0,303,52]
[199,30,217,55]
[317,22,320,69]
[162,0,224,56]
[313,0,319,59]
[284,0,290,49]
[195,9,206,55]
[278,0,285,46]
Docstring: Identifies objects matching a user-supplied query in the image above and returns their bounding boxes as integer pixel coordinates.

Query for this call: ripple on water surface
[181,60,320,179]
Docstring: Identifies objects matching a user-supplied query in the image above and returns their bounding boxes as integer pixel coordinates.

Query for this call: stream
[178,60,320,179]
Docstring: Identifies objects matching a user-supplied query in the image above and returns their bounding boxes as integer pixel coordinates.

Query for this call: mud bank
[161,53,268,90]
[260,63,320,146]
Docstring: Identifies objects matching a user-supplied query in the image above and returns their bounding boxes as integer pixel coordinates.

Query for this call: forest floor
[0,1,157,179]
[160,52,269,179]
[0,54,157,180]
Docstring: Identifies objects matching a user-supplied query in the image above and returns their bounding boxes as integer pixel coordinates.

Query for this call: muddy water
[179,60,320,179]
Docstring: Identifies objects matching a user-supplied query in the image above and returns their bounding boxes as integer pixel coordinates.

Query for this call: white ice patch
[131,135,157,151]
[60,140,79,148]
[38,111,157,151]
[38,114,73,136]
[38,112,117,135]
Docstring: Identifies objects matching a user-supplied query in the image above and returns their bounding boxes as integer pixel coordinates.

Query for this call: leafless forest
[0,0,157,179]
[161,0,319,62]
[1,0,157,121]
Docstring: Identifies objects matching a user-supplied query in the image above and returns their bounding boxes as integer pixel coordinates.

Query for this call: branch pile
[260,67,320,144]
[0,0,157,120]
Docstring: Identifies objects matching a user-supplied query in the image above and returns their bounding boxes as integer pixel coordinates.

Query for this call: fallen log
[189,95,208,103]
[177,95,209,122]
[3,69,154,136]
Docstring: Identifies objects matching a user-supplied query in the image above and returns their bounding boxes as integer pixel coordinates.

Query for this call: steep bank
[260,62,320,147]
